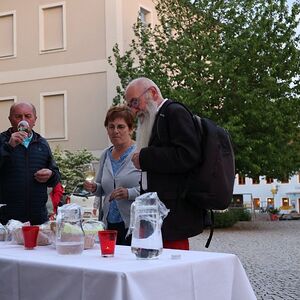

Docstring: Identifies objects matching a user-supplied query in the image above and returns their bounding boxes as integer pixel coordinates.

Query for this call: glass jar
[56,204,84,255]
[0,223,8,241]
[129,192,169,259]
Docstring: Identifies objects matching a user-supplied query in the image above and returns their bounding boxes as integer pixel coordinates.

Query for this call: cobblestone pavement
[189,216,300,300]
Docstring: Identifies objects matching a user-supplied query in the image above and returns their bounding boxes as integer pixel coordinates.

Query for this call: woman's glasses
[127,88,150,109]
[107,124,127,131]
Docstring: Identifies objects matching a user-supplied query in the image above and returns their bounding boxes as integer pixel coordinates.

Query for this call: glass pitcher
[129,192,169,259]
[56,203,84,255]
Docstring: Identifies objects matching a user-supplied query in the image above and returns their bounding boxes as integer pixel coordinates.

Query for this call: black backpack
[158,101,235,247]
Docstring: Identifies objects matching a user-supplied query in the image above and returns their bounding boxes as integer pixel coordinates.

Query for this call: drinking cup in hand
[17,120,30,133]
[82,163,95,183]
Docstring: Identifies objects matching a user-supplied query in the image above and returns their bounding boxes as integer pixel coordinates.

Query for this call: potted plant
[268,208,280,221]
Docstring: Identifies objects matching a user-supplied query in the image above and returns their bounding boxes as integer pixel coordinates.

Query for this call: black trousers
[107,221,131,246]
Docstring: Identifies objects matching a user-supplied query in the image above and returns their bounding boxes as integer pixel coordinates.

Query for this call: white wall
[233,174,300,212]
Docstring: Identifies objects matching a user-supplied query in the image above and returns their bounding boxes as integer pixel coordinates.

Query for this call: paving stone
[189,217,300,299]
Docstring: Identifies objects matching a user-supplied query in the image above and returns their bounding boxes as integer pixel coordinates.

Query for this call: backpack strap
[156,99,172,142]
[205,209,214,248]
[156,100,196,194]
[157,100,204,144]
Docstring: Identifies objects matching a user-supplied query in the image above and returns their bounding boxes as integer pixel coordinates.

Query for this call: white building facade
[233,173,300,213]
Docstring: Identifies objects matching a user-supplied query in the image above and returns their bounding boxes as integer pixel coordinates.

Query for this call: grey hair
[125,77,163,98]
[9,102,37,117]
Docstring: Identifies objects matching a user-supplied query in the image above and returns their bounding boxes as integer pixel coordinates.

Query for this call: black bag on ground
[158,101,235,247]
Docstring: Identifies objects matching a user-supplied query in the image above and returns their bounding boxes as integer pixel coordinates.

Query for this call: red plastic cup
[22,226,39,250]
[98,230,117,257]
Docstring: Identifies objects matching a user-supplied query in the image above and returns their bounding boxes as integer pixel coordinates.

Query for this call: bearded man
[125,77,204,250]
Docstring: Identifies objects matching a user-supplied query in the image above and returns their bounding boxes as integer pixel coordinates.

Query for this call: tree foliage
[53,148,97,193]
[109,0,300,179]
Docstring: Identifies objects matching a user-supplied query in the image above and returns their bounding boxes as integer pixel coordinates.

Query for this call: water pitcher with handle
[128,192,169,259]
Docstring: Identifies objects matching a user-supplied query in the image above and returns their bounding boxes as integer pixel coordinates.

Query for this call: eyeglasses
[107,124,127,131]
[127,88,150,109]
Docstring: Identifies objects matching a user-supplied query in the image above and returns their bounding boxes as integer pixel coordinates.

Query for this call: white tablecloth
[0,242,256,300]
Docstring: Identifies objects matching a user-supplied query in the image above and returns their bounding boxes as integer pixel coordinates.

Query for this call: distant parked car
[279,210,300,220]
[69,184,98,219]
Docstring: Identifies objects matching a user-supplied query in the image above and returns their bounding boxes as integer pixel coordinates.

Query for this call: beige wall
[0,0,157,158]
[0,0,106,70]
[0,73,108,151]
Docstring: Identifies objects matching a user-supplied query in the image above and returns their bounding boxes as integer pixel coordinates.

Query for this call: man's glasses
[127,88,150,109]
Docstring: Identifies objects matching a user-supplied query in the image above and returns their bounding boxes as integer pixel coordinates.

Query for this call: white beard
[136,101,157,151]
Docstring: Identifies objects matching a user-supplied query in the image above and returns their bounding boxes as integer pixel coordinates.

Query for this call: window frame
[0,10,17,59]
[39,2,67,54]
[138,6,152,27]
[40,90,68,140]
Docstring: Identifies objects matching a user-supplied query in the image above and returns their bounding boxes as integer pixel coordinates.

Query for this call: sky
[287,0,300,35]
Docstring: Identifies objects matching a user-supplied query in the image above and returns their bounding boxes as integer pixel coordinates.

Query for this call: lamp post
[270,185,278,208]
[269,185,279,220]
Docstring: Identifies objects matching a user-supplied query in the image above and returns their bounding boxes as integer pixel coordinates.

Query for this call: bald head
[9,102,36,118]
[125,77,163,98]
[9,102,37,132]
[124,77,164,118]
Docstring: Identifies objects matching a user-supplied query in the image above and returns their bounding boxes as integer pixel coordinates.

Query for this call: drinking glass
[17,120,30,133]
[82,163,96,182]
[98,230,117,257]
[22,226,39,250]
[61,180,67,190]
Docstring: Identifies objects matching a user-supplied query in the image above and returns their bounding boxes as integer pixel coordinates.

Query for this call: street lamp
[270,185,278,208]
[271,185,278,197]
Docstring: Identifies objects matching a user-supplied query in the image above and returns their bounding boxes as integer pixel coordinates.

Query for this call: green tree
[109,0,300,179]
[53,148,97,193]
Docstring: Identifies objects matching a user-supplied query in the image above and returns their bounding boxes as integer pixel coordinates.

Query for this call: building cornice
[0,59,108,84]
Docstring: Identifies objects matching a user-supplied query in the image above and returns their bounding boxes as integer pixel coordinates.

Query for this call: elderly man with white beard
[125,77,204,250]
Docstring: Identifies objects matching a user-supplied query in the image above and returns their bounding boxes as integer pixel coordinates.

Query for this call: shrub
[213,207,251,228]
[230,207,252,221]
[267,208,280,215]
[53,147,98,193]
[213,210,237,228]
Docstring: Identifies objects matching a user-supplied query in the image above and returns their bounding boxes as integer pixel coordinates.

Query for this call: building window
[281,198,289,208]
[0,97,16,129]
[0,11,16,59]
[253,198,260,209]
[279,176,289,184]
[238,175,245,185]
[266,177,274,184]
[40,91,67,140]
[39,2,66,53]
[267,198,274,208]
[232,194,243,207]
[139,7,151,26]
[252,176,260,184]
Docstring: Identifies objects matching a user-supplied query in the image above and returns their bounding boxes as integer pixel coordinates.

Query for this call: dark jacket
[139,100,204,240]
[0,128,60,225]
